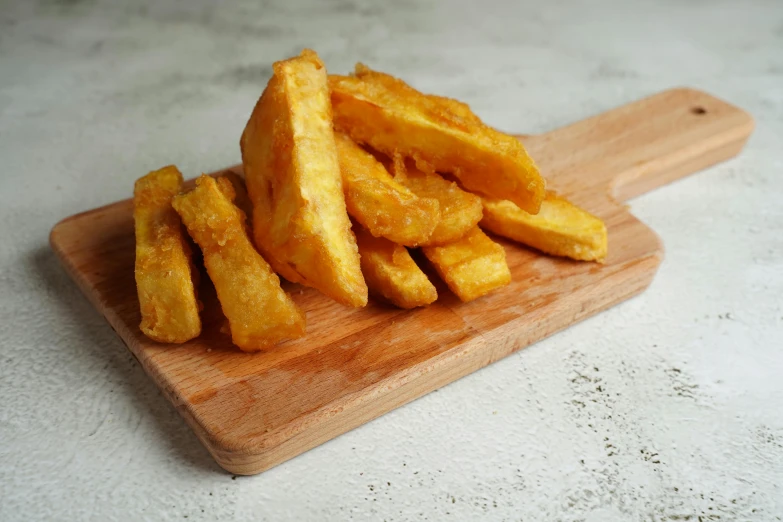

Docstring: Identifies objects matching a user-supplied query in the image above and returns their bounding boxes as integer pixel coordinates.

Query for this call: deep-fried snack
[335,132,440,246]
[133,166,201,343]
[219,171,254,222]
[172,175,305,351]
[397,165,483,246]
[425,94,481,124]
[354,226,437,308]
[330,64,546,213]
[481,192,608,263]
[422,227,511,302]
[240,49,367,307]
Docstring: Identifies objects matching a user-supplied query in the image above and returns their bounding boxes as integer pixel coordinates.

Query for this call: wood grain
[50,88,753,475]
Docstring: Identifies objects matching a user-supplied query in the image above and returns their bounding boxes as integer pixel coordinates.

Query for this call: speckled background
[1,0,782,520]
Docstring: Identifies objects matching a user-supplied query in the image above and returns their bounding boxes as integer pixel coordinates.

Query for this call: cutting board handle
[521,88,754,202]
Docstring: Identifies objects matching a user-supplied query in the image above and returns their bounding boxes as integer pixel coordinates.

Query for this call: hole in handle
[691,106,707,115]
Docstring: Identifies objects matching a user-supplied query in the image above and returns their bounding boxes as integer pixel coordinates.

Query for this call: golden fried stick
[219,170,254,221]
[240,49,367,307]
[481,192,608,263]
[422,227,511,302]
[398,166,483,246]
[172,175,305,351]
[133,166,201,343]
[335,132,440,247]
[354,226,437,309]
[329,64,546,213]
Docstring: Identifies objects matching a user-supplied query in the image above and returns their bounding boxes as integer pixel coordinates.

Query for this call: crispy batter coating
[240,49,367,307]
[398,166,483,246]
[335,132,440,247]
[422,227,511,302]
[172,175,305,351]
[354,226,437,309]
[329,64,546,213]
[481,192,608,263]
[133,166,201,343]
[218,171,254,221]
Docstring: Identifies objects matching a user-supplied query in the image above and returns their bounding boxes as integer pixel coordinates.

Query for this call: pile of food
[133,49,607,351]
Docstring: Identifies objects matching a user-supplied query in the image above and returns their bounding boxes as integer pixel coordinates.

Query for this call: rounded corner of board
[189,418,278,476]
[49,217,69,245]
[207,440,273,476]
[49,219,75,259]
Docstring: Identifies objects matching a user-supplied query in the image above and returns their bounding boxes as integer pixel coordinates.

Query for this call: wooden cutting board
[50,88,753,475]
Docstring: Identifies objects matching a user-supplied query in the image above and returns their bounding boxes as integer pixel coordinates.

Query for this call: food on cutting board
[330,64,546,213]
[172,175,305,351]
[240,49,367,308]
[354,226,438,309]
[422,227,512,302]
[132,48,608,350]
[335,132,440,247]
[133,166,201,343]
[481,192,608,263]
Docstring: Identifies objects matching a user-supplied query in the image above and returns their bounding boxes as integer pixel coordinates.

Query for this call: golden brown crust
[172,175,305,351]
[422,227,511,302]
[241,49,367,307]
[399,167,483,246]
[481,192,608,263]
[335,133,440,247]
[133,165,201,343]
[329,64,545,213]
[218,171,254,221]
[354,226,437,308]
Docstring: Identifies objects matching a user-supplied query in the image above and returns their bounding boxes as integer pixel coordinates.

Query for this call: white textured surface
[1,0,782,520]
